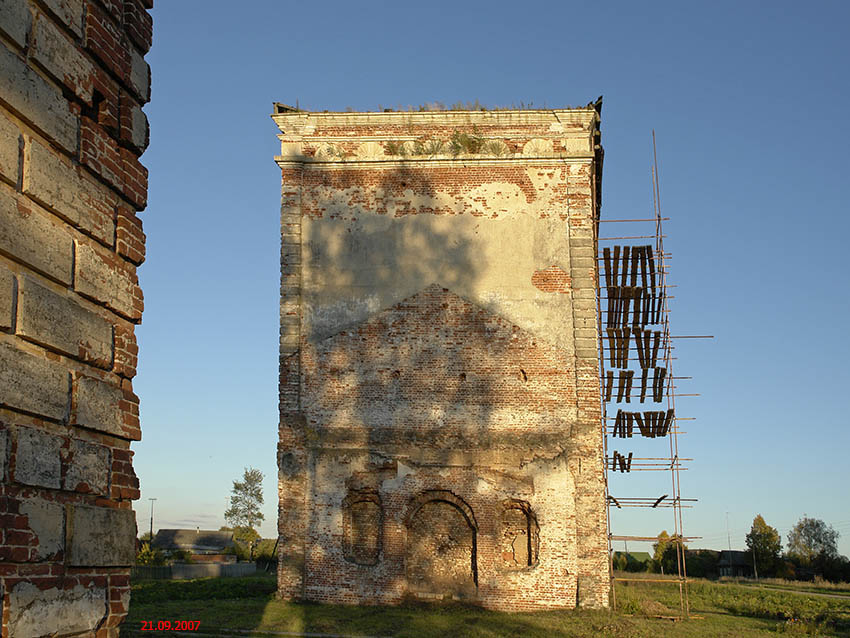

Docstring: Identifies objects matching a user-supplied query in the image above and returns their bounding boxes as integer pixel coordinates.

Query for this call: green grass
[737,578,850,597]
[617,579,850,635]
[130,574,277,603]
[121,574,850,637]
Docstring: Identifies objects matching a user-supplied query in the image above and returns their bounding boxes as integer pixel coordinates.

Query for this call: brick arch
[404,490,477,531]
[404,490,478,595]
[342,490,382,566]
[500,499,540,569]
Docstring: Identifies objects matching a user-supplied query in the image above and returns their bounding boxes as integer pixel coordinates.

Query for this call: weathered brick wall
[274,108,608,611]
[0,0,151,635]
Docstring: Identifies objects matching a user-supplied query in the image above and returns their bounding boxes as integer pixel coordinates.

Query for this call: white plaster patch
[381,461,415,491]
[303,294,386,341]
[465,182,528,217]
[302,165,583,352]
[20,498,64,559]
[475,477,495,494]
[8,582,106,637]
[562,136,591,154]
[279,142,302,158]
[527,166,563,198]
[427,405,446,427]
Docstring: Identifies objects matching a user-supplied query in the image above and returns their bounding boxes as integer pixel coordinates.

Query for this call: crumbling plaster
[275,107,609,610]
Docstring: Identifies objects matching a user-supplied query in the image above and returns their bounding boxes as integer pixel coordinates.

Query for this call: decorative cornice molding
[274,156,595,169]
[271,108,598,134]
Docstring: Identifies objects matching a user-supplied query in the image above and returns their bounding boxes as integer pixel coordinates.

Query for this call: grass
[121,573,850,637]
[739,577,850,596]
[616,578,850,635]
[130,574,277,603]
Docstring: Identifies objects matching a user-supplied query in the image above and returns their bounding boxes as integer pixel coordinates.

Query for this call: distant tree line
[614,515,849,583]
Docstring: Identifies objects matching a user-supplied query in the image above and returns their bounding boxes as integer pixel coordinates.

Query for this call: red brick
[92,69,120,133]
[5,530,35,546]
[118,90,148,153]
[0,546,31,561]
[80,116,123,193]
[120,147,148,209]
[123,0,152,53]
[113,320,139,378]
[85,2,129,83]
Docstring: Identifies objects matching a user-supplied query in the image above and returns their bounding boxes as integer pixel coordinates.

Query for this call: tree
[653,530,671,566]
[786,517,839,566]
[746,514,782,577]
[652,531,684,575]
[614,552,628,572]
[686,550,720,578]
[135,544,165,566]
[221,525,261,545]
[224,467,265,530]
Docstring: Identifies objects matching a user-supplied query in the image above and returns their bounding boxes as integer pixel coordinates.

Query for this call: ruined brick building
[0,0,151,635]
[273,104,609,610]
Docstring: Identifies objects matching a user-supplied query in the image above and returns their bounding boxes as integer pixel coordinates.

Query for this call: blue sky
[134,1,850,557]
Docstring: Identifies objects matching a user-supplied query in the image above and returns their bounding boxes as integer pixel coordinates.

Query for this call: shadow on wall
[276,158,575,611]
[301,163,491,601]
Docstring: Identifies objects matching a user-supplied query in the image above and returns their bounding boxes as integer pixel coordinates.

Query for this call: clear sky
[134,1,850,557]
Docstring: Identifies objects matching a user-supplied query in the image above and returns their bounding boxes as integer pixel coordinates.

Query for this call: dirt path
[739,583,850,600]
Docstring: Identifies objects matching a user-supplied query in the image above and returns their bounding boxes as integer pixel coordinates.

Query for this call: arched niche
[404,490,478,597]
[500,499,540,569]
[342,491,382,566]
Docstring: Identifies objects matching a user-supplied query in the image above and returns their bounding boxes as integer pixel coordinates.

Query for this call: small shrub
[385,140,407,156]
[135,544,166,566]
[169,549,193,564]
[449,130,485,156]
[410,138,444,156]
[330,145,349,159]
[422,139,444,155]
[482,140,509,157]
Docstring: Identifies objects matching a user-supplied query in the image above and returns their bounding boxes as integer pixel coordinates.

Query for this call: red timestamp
[140,620,200,631]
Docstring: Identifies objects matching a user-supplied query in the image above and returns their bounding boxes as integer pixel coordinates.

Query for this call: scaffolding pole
[596,131,711,619]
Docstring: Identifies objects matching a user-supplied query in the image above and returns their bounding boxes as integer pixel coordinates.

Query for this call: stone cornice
[274,156,594,169]
[271,107,598,135]
[271,107,601,166]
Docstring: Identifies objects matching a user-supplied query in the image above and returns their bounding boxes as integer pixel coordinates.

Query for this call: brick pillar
[0,0,151,635]
[567,161,611,608]
[277,164,306,598]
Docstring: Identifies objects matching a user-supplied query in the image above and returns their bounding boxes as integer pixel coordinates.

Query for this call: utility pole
[726,512,731,550]
[148,498,157,543]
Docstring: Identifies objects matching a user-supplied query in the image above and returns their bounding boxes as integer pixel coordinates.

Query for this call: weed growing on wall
[449,129,486,155]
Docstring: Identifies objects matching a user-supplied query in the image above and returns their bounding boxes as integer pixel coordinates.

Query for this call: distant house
[151,529,236,563]
[718,550,754,577]
[685,549,720,577]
